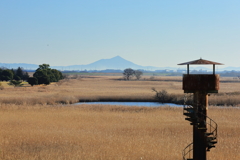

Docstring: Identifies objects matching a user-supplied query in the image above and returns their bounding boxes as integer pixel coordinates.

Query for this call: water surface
[75,102,183,107]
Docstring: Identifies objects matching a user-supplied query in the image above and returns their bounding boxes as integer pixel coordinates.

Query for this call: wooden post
[213,64,215,75]
[193,91,208,160]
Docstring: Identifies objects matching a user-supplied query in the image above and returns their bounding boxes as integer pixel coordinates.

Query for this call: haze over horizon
[1,1,239,68]
[1,55,237,71]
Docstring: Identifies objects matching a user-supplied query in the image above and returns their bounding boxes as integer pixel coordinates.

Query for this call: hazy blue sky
[1,1,239,68]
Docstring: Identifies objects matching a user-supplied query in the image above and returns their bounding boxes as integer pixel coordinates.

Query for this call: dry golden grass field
[1,76,240,106]
[0,76,240,159]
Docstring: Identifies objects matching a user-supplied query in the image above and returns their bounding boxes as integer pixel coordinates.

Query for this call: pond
[75,102,183,107]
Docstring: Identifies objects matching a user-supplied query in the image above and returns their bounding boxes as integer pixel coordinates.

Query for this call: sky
[0,0,240,68]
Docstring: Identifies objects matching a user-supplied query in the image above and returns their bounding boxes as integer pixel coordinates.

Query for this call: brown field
[0,76,240,159]
[1,76,240,106]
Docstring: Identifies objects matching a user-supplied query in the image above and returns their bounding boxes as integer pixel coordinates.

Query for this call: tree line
[0,67,29,81]
[0,64,63,87]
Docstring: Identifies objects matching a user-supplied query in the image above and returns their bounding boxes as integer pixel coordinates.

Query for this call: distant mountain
[85,56,142,69]
[64,56,141,70]
[0,56,173,71]
[219,66,240,71]
[1,56,239,71]
[53,56,166,70]
[0,63,38,70]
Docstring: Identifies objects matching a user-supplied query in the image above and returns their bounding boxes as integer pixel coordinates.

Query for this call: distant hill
[0,63,39,70]
[52,56,174,70]
[1,56,239,71]
[220,66,240,71]
[84,56,142,69]
[0,56,173,71]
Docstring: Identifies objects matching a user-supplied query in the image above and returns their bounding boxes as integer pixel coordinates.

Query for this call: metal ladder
[182,94,218,160]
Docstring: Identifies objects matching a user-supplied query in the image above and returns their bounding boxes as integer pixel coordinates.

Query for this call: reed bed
[0,76,239,159]
[0,77,182,105]
[1,76,240,106]
[0,104,239,159]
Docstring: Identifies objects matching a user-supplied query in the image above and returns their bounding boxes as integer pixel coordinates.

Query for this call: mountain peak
[110,56,124,60]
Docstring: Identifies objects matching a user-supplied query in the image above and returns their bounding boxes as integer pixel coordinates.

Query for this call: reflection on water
[75,102,183,107]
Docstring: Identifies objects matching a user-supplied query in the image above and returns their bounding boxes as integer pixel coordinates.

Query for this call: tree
[9,67,29,81]
[123,68,135,80]
[47,69,57,82]
[51,69,63,81]
[1,69,13,81]
[22,72,29,81]
[33,69,49,85]
[0,68,29,81]
[33,64,63,85]
[27,77,38,86]
[134,70,143,80]
[38,64,50,70]
[16,67,24,79]
[38,75,50,85]
[8,80,23,87]
[0,68,3,81]
[14,75,21,81]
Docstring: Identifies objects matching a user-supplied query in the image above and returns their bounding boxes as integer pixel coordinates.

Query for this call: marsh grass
[0,105,239,159]
[0,76,240,106]
[0,77,181,105]
[0,76,240,159]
